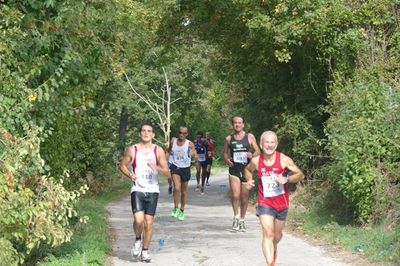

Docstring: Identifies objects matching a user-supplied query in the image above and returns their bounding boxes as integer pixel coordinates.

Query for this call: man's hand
[225,158,234,167]
[247,152,253,160]
[275,174,288,185]
[246,179,255,190]
[129,172,137,182]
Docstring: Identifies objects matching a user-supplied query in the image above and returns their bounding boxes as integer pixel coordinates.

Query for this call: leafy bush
[0,128,88,264]
[276,112,326,180]
[326,76,400,223]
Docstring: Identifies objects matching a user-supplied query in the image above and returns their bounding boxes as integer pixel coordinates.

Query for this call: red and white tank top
[257,152,289,211]
[130,144,160,193]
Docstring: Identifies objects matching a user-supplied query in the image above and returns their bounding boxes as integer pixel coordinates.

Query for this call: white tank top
[130,144,160,193]
[171,139,191,168]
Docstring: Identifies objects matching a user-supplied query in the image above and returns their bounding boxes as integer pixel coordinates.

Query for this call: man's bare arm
[248,133,261,158]
[222,136,233,167]
[244,156,258,188]
[118,147,136,182]
[276,154,304,185]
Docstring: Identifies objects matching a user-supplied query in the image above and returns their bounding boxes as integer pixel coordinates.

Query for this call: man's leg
[181,180,189,210]
[259,215,275,266]
[132,210,145,257]
[195,162,201,190]
[172,174,181,209]
[272,217,286,264]
[142,214,154,250]
[133,211,145,237]
[168,176,173,194]
[200,164,207,193]
[240,182,250,219]
[229,175,241,217]
[206,164,212,184]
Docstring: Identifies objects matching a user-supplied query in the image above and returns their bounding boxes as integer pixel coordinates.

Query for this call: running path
[106,171,349,266]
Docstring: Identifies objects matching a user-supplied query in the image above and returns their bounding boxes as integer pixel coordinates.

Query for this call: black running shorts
[131,191,159,216]
[229,163,247,183]
[170,164,191,182]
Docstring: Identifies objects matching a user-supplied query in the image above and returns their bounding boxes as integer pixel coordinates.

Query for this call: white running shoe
[232,217,240,231]
[131,239,142,257]
[139,250,151,263]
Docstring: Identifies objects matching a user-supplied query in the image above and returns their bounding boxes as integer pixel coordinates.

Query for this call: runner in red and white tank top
[119,123,170,262]
[244,131,304,266]
[257,152,289,211]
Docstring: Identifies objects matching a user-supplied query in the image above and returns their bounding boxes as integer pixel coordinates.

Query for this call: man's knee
[144,217,154,228]
[134,214,145,225]
[263,228,274,240]
[274,230,283,243]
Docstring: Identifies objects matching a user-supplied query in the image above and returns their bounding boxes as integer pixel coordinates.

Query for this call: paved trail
[106,171,351,266]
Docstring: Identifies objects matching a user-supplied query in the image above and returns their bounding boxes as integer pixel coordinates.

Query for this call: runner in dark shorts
[119,123,170,263]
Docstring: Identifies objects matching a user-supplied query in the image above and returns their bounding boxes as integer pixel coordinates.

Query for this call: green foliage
[0,129,88,264]
[326,76,400,223]
[276,112,326,179]
[37,181,131,265]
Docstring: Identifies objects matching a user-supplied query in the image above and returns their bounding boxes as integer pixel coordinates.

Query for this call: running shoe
[171,207,179,218]
[206,182,210,186]
[232,217,239,231]
[239,220,246,232]
[178,210,185,221]
[200,187,204,195]
[139,250,151,263]
[195,185,200,192]
[168,185,173,195]
[131,239,142,257]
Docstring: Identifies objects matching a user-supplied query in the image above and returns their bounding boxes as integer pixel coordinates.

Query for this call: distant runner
[245,131,304,266]
[194,131,208,195]
[223,116,260,232]
[167,126,198,221]
[119,123,170,262]
[205,131,217,186]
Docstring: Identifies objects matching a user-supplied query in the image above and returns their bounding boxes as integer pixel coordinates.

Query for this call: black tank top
[229,133,250,165]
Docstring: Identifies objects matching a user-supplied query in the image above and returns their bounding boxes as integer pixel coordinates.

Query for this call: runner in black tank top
[223,116,260,232]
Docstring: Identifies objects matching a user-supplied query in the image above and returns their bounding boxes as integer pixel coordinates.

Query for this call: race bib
[198,153,206,162]
[207,151,214,157]
[261,174,284,197]
[174,151,187,163]
[233,151,247,163]
[136,166,156,186]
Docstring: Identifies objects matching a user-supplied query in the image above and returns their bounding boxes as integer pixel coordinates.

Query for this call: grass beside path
[286,187,400,265]
[37,180,131,266]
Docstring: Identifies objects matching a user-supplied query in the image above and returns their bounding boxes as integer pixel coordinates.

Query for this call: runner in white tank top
[166,126,198,221]
[119,123,169,262]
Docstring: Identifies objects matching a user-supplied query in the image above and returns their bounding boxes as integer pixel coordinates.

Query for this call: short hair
[231,116,245,124]
[139,122,154,132]
[196,131,204,137]
[259,131,278,146]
